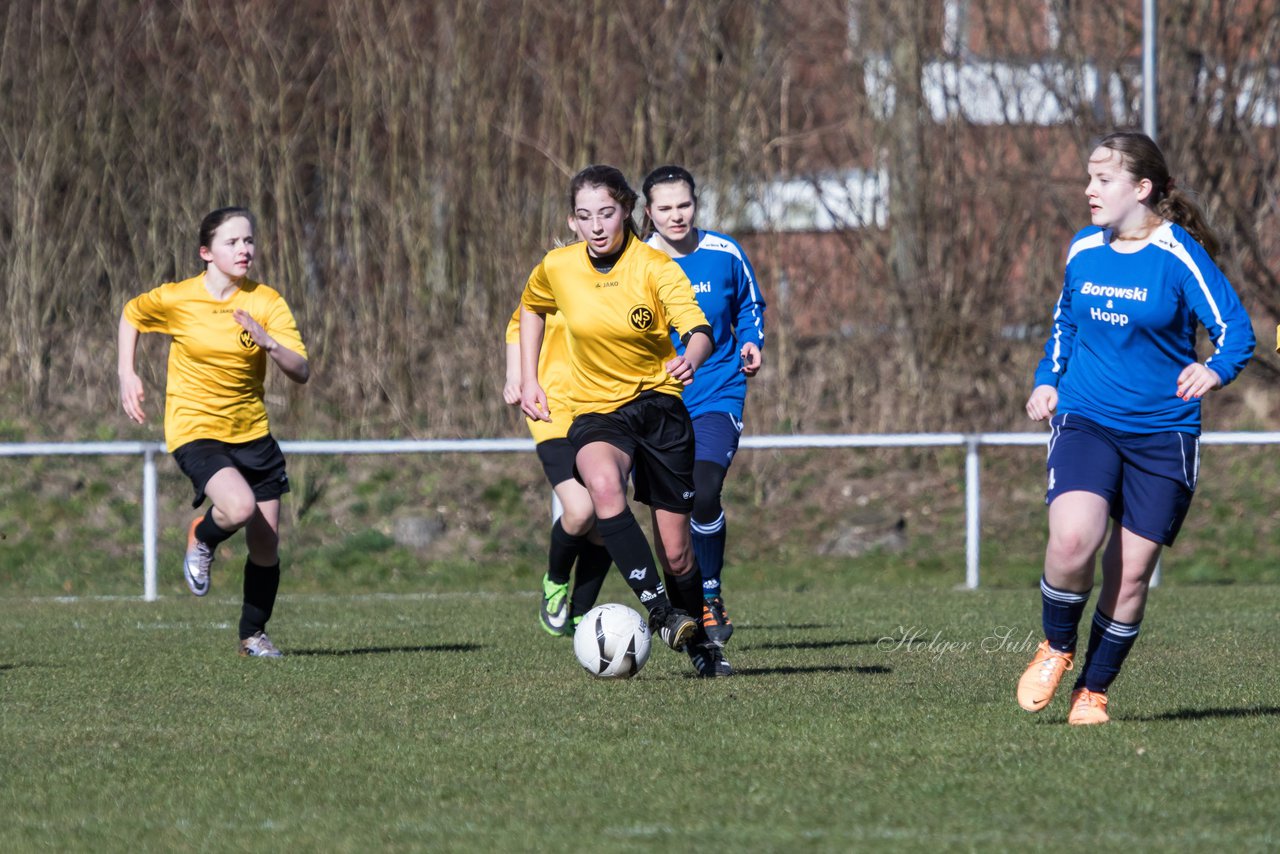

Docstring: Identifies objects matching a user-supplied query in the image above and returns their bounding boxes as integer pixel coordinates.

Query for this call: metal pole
[1145,0,1161,588]
[1142,0,1157,140]
[965,437,981,589]
[143,446,158,601]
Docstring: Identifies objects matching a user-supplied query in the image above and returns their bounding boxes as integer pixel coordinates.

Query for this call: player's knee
[1047,527,1097,564]
[216,495,258,529]
[559,505,595,537]
[582,472,626,509]
[691,492,722,525]
[691,461,727,524]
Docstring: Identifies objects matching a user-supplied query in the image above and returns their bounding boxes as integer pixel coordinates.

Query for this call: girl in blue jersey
[1017,132,1254,725]
[641,166,767,647]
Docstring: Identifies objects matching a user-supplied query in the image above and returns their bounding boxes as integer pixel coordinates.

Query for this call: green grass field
[3,582,1278,852]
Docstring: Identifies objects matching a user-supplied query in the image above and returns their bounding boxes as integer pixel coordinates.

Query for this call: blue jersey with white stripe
[651,229,766,420]
[1034,222,1254,435]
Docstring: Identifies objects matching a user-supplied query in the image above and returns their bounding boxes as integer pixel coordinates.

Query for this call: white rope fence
[6,431,1279,600]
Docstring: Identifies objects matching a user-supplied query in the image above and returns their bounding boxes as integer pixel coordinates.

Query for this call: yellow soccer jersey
[123,274,307,451]
[506,306,573,442]
[521,236,709,417]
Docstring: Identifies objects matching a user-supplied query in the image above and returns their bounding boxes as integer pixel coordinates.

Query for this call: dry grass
[2,1,1278,440]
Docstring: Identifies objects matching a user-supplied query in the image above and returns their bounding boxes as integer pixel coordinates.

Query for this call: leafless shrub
[1,0,1276,438]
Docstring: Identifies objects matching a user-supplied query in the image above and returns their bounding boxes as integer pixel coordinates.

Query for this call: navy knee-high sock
[239,559,281,640]
[594,508,670,615]
[691,512,726,598]
[1076,610,1141,693]
[1040,576,1092,653]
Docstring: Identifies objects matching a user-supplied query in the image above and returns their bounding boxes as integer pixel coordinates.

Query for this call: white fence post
[143,446,159,601]
[965,436,981,590]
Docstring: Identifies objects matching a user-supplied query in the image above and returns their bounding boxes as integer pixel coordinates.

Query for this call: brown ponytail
[1153,188,1220,260]
[1098,131,1221,259]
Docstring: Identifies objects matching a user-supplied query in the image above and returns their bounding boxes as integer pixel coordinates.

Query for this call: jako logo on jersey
[628,305,655,332]
[238,329,258,350]
[595,280,619,288]
[628,568,647,581]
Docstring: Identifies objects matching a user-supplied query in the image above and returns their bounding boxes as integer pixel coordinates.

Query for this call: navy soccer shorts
[692,411,744,469]
[1045,413,1198,546]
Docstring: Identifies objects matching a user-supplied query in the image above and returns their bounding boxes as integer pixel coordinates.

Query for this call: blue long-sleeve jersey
[651,229,766,420]
[1034,222,1255,435]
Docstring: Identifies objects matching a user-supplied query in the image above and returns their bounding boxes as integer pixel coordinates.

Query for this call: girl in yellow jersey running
[118,207,310,657]
[519,165,730,677]
[504,306,611,637]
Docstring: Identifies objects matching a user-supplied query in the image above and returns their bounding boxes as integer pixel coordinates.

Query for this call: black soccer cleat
[649,606,697,651]
[701,595,734,644]
[688,638,733,678]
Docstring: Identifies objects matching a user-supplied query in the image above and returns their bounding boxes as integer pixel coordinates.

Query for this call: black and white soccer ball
[572,603,652,678]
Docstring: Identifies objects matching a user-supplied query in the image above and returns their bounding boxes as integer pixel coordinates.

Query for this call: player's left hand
[520,380,552,422]
[665,354,695,385]
[233,309,278,353]
[1176,362,1223,400]
[740,342,763,376]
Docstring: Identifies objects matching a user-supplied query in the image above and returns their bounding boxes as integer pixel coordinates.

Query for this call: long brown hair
[1097,131,1220,259]
[567,165,640,237]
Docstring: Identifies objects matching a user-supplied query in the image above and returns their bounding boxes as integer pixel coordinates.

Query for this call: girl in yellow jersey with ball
[118,207,310,658]
[519,165,730,677]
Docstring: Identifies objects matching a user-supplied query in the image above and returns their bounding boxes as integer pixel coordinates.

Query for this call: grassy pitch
[2,583,1278,851]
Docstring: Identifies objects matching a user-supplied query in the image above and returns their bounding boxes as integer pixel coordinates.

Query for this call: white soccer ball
[572,603,652,678]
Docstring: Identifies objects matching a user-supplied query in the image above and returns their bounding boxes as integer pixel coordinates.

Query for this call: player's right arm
[503,307,522,405]
[117,312,146,424]
[1025,384,1058,422]
[518,306,550,422]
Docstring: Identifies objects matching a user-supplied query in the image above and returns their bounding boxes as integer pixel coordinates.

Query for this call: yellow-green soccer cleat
[539,574,570,637]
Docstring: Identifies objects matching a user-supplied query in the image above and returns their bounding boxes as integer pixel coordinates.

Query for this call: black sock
[664,564,704,620]
[547,519,583,586]
[195,509,235,547]
[239,559,281,640]
[595,508,670,614]
[569,541,612,618]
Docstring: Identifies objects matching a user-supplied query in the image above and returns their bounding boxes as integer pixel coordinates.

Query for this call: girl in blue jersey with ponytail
[642,165,767,649]
[1017,131,1254,725]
